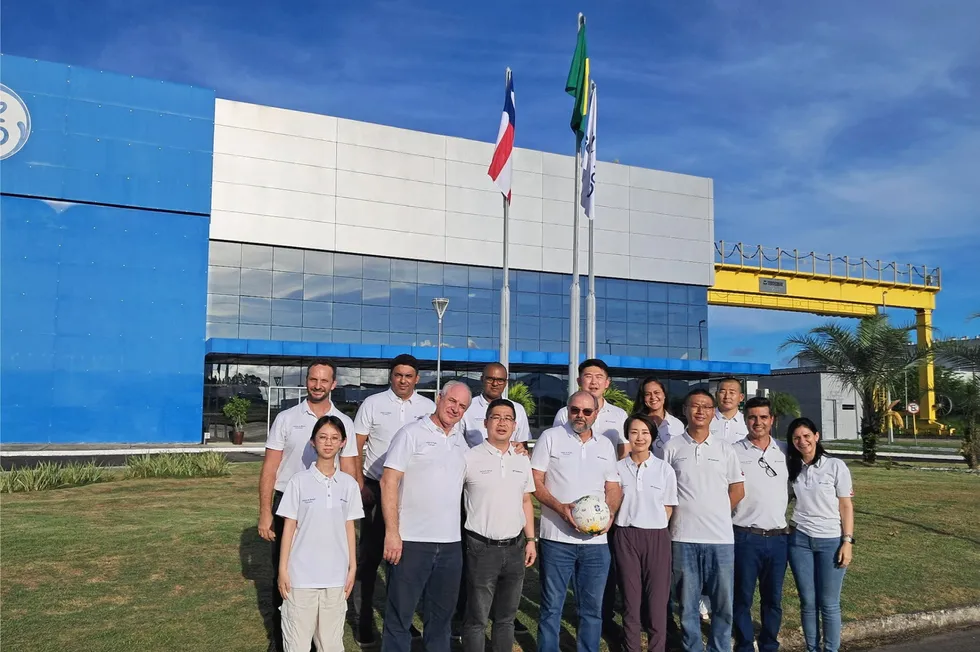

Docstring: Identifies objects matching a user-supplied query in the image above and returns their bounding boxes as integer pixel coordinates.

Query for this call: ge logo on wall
[0,83,32,160]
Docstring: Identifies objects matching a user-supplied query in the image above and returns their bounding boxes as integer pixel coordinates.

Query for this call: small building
[758,368,862,441]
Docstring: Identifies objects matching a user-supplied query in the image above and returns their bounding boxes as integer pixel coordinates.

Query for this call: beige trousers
[281,586,346,652]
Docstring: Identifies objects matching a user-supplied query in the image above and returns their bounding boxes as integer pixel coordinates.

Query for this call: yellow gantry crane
[708,242,942,432]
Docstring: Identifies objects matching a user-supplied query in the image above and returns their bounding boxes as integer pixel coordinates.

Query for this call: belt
[465,530,524,547]
[734,525,791,537]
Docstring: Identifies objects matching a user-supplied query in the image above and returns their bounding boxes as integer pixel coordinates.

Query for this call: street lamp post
[432,297,450,394]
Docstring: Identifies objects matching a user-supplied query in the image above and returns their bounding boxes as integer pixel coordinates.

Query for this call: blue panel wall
[0,54,214,213]
[0,54,214,444]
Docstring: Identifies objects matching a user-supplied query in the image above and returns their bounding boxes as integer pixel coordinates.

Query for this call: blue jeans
[538,539,610,652]
[787,530,847,652]
[381,541,463,652]
[671,542,735,652]
[733,531,788,652]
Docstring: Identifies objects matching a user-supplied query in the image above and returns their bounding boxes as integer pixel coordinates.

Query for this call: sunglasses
[569,407,595,416]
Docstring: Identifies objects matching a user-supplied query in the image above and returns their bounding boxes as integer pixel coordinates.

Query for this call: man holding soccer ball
[531,391,623,652]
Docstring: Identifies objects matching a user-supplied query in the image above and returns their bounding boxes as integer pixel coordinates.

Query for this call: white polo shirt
[383,416,467,543]
[663,431,744,544]
[276,467,364,589]
[710,410,749,444]
[530,424,621,545]
[732,437,789,530]
[554,400,629,451]
[462,393,531,448]
[652,413,686,460]
[615,454,678,530]
[791,456,853,538]
[463,441,535,540]
[354,389,436,481]
[266,400,358,493]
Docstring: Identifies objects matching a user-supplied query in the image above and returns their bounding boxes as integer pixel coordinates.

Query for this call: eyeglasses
[483,377,508,385]
[688,404,715,413]
[569,407,595,416]
[758,456,777,478]
[487,415,516,423]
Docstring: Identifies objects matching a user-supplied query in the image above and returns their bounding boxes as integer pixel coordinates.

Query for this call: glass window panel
[206,321,238,338]
[468,313,493,338]
[333,304,362,331]
[240,297,271,324]
[304,250,333,275]
[389,308,418,334]
[362,305,390,332]
[273,247,305,272]
[691,304,708,326]
[516,292,540,317]
[303,301,333,329]
[607,299,627,322]
[272,326,303,341]
[208,266,240,295]
[689,326,704,350]
[688,285,708,306]
[416,284,444,310]
[515,338,539,351]
[390,282,417,308]
[469,288,494,314]
[605,278,628,300]
[540,339,564,353]
[648,345,669,359]
[282,366,304,386]
[443,312,468,337]
[333,329,362,344]
[242,244,273,270]
[648,325,668,346]
[207,294,239,323]
[469,267,493,289]
[389,332,417,346]
[333,277,362,304]
[417,261,444,285]
[627,280,647,302]
[540,272,564,295]
[209,241,241,267]
[417,311,439,336]
[540,317,563,341]
[362,279,390,306]
[239,323,272,339]
[468,336,494,350]
[241,269,273,298]
[627,322,648,345]
[625,345,647,357]
[668,303,689,325]
[606,320,627,343]
[272,299,304,327]
[362,257,391,281]
[648,283,668,303]
[302,328,332,343]
[443,335,468,349]
[515,315,540,340]
[334,253,363,278]
[391,258,418,283]
[304,274,333,301]
[540,293,563,316]
[668,325,688,349]
[492,268,503,290]
[441,286,469,313]
[273,272,304,299]
[627,301,646,322]
[444,264,469,287]
[669,346,690,360]
[649,302,669,325]
[517,271,540,293]
[668,284,689,304]
[362,331,389,345]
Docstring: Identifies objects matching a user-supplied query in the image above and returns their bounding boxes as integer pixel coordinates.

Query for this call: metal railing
[715,242,941,289]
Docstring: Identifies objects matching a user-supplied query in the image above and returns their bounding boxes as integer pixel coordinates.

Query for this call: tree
[604,387,634,414]
[933,329,980,469]
[780,314,930,463]
[507,382,537,420]
[769,391,801,436]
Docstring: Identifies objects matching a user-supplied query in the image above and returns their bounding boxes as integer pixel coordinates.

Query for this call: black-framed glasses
[483,376,508,385]
[758,456,777,478]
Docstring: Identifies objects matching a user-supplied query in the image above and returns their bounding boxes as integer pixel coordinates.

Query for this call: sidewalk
[0,441,267,456]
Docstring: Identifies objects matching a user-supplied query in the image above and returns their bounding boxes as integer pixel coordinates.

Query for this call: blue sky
[3,0,978,366]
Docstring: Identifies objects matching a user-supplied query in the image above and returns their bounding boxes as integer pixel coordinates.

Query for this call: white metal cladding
[210,99,715,286]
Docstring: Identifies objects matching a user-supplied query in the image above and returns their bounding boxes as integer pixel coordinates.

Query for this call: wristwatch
[841,534,855,544]
[526,537,538,543]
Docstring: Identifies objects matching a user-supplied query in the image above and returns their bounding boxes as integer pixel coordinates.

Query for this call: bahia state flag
[488,71,516,201]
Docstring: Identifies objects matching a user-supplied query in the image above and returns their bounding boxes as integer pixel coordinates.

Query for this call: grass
[826,438,961,453]
[0,463,977,652]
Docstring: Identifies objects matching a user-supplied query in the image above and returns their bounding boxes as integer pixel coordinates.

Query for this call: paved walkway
[862,627,979,651]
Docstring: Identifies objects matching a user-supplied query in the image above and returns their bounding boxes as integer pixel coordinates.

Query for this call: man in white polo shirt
[257,358,357,652]
[351,353,435,645]
[532,390,623,652]
[461,362,531,448]
[709,377,748,445]
[731,396,790,652]
[664,388,745,652]
[380,380,472,652]
[461,397,537,652]
[553,359,629,458]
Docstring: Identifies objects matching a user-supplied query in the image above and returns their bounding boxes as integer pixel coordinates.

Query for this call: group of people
[257,355,856,652]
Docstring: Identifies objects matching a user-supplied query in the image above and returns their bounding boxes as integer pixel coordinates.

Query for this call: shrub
[126,452,230,479]
[0,461,111,493]
[507,382,537,418]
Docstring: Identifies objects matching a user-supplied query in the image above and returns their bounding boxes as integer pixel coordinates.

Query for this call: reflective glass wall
[206,241,709,360]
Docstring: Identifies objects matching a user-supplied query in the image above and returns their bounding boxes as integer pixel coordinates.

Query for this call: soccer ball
[571,495,610,535]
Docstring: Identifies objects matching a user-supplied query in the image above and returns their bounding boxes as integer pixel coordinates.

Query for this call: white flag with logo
[580,84,597,219]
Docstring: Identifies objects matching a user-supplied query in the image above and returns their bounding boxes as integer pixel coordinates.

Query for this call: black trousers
[358,477,386,625]
[461,532,526,652]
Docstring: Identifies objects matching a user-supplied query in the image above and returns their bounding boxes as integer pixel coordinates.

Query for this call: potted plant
[222,396,251,445]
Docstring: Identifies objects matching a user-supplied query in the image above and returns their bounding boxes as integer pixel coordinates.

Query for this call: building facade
[0,54,768,445]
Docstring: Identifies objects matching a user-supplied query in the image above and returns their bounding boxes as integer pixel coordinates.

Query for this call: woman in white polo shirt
[612,414,678,652]
[786,417,854,652]
[277,415,364,652]
[631,377,685,460]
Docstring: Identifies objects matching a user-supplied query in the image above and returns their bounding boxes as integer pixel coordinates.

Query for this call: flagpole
[499,74,512,396]
[567,12,586,396]
[586,79,597,360]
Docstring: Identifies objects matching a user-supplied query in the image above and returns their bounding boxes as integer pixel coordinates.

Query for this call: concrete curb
[776,605,980,650]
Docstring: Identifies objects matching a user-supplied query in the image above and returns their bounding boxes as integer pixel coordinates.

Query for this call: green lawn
[1,463,977,652]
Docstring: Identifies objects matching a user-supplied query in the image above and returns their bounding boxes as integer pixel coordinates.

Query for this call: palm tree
[604,387,635,414]
[932,315,980,468]
[507,382,537,421]
[780,314,930,463]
